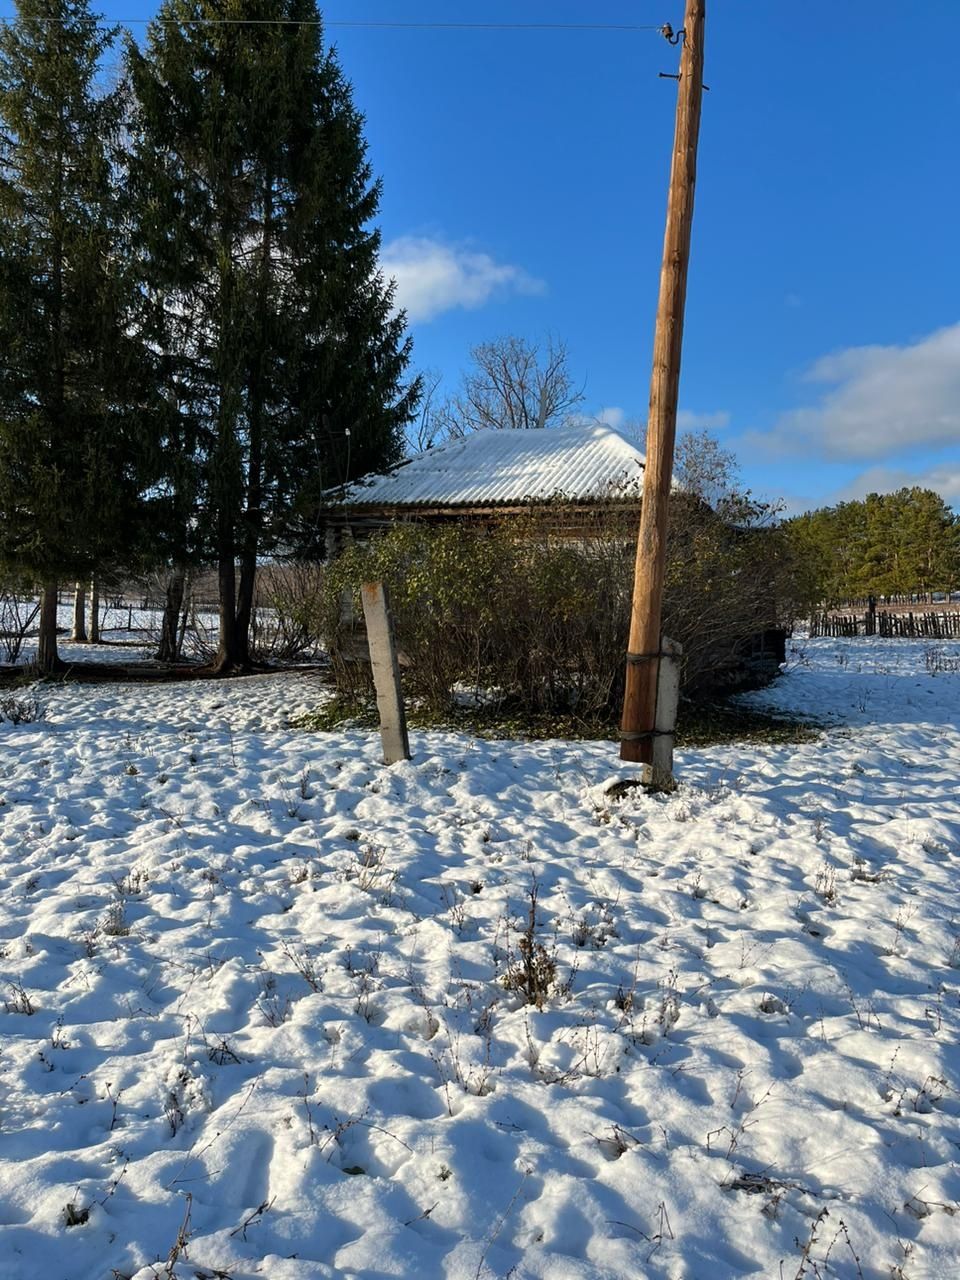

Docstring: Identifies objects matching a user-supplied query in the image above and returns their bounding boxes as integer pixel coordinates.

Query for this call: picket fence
[810,610,960,640]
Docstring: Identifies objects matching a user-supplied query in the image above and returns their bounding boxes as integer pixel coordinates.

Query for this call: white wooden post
[642,635,681,792]
[361,581,411,765]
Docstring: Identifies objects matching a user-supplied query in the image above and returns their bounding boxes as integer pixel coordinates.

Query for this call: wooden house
[318,422,646,554]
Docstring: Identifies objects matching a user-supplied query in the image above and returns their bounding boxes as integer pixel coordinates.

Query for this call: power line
[0,17,668,33]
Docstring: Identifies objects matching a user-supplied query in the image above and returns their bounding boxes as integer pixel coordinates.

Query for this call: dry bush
[250,561,325,662]
[0,690,43,724]
[0,583,39,663]
[171,564,327,664]
[664,495,811,695]
[180,600,219,662]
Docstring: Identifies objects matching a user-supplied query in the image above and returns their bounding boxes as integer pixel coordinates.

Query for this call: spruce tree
[127,0,419,672]
[786,489,960,602]
[0,0,145,672]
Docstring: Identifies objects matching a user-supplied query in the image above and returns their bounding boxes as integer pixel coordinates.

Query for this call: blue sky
[4,1,959,513]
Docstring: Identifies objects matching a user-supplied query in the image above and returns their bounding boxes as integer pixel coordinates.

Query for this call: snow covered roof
[325,423,646,510]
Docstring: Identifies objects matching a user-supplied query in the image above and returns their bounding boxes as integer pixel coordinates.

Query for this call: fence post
[361,581,411,766]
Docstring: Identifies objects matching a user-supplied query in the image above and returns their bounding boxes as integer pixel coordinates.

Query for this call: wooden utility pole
[620,0,706,768]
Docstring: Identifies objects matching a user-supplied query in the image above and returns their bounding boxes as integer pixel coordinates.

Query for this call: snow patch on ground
[1,637,958,1278]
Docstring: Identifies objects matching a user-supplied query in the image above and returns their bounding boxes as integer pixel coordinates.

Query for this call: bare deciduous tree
[409,370,458,452]
[450,335,584,434]
[675,430,747,517]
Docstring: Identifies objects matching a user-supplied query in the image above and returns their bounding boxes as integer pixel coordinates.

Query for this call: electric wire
[0,16,669,33]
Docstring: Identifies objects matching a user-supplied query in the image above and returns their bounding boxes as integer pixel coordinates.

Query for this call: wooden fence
[810,610,960,639]
[827,593,960,612]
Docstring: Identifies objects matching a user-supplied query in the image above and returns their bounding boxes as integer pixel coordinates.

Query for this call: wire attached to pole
[0,16,673,34]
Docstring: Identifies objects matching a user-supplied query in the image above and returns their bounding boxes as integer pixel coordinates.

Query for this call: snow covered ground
[6,603,164,671]
[6,600,287,669]
[1,637,958,1279]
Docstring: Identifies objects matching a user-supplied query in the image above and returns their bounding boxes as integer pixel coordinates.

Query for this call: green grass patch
[290,696,379,734]
[292,692,821,748]
[675,700,822,748]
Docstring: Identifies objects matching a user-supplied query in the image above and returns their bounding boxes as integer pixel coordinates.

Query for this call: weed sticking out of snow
[4,978,35,1015]
[498,877,572,1009]
[0,690,44,724]
[100,901,130,938]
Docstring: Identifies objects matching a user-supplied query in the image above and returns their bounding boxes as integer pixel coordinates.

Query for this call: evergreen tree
[885,487,960,593]
[0,0,145,672]
[785,489,960,601]
[127,0,419,672]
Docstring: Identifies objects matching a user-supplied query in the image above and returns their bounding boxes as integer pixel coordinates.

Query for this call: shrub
[315,497,812,721]
[0,581,40,664]
[0,691,43,724]
[664,495,810,695]
[250,562,326,662]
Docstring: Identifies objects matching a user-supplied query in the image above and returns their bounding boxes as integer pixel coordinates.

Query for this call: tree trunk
[89,578,101,643]
[156,567,187,663]
[230,169,271,672]
[177,589,190,658]
[234,548,257,668]
[36,582,62,674]
[71,582,88,642]
[214,541,239,673]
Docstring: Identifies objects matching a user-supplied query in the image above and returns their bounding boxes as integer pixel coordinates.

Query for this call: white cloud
[566,407,646,438]
[595,406,626,429]
[756,323,960,460]
[569,407,729,438]
[381,236,545,324]
[776,463,960,519]
[835,463,960,507]
[676,409,730,431]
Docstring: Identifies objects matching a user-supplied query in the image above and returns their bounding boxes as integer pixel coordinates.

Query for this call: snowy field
[7,601,218,669]
[1,637,958,1279]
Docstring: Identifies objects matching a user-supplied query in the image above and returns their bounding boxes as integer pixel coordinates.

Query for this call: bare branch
[452,335,584,434]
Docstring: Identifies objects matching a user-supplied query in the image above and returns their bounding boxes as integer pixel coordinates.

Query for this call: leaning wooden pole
[620,0,706,766]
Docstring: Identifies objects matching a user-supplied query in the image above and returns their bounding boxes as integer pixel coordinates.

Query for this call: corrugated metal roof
[326,423,646,509]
